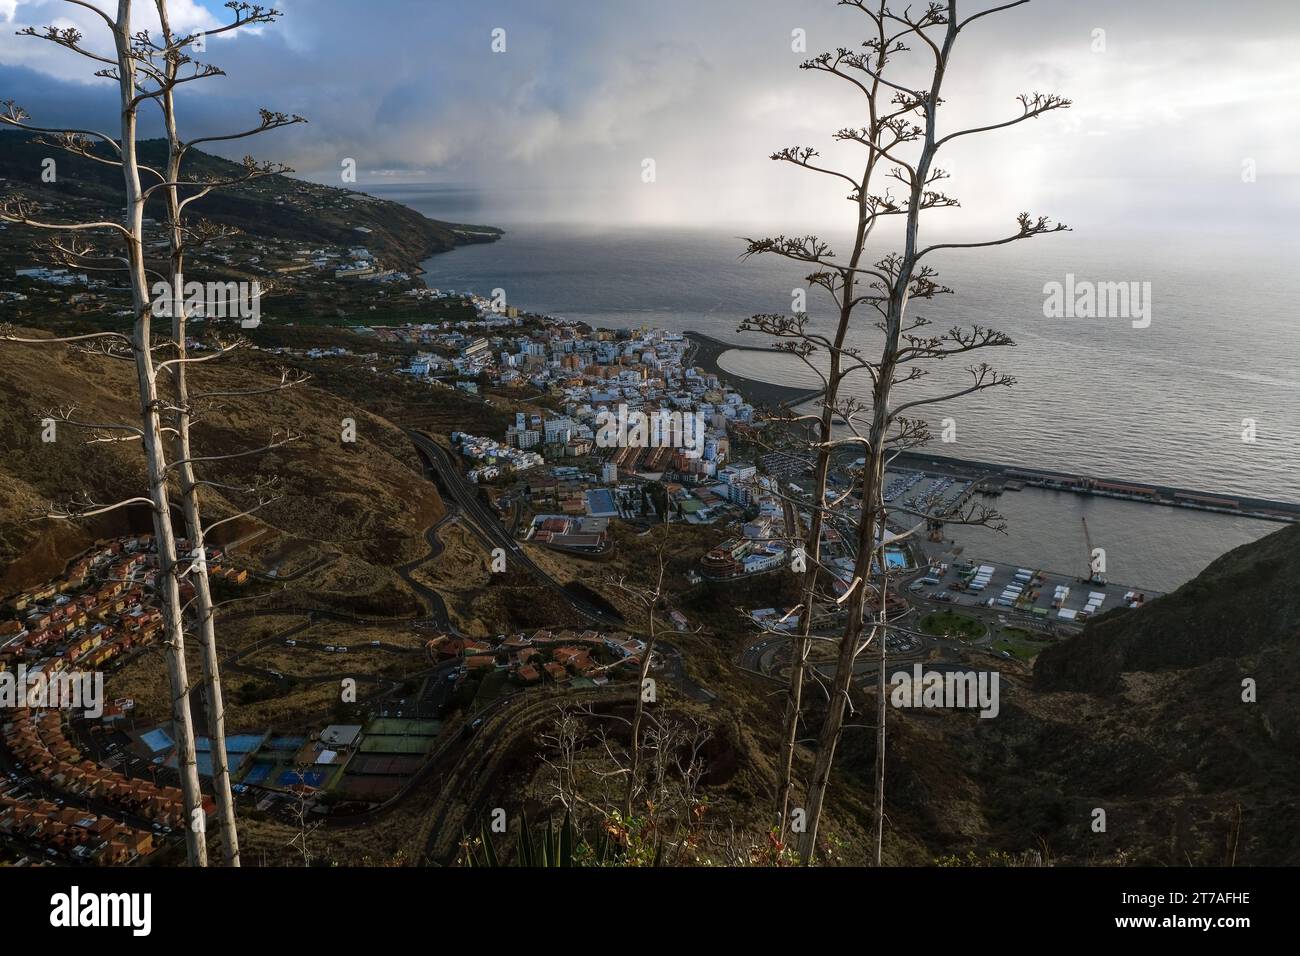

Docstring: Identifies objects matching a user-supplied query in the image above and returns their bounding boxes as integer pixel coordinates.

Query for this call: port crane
[1081,517,1107,585]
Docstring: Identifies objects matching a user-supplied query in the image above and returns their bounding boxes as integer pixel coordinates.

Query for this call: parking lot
[884,469,974,517]
[908,558,1162,628]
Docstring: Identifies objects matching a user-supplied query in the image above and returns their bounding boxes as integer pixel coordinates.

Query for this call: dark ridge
[0,129,500,273]
[1034,522,1300,693]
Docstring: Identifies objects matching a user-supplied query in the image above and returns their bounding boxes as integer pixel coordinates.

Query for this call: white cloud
[2,0,1296,232]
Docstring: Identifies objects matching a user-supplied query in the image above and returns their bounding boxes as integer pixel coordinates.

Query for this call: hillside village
[0,536,246,865]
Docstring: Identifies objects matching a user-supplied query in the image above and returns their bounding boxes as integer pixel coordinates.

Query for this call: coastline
[410,221,1293,520]
[685,331,824,411]
[683,335,1297,523]
[409,223,504,276]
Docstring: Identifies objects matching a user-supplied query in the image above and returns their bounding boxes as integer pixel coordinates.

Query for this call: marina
[685,334,1290,594]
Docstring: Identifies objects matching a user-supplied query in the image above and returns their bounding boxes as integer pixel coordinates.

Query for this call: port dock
[891,451,1298,525]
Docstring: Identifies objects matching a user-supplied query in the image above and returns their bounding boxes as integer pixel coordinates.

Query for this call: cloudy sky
[2,0,1297,233]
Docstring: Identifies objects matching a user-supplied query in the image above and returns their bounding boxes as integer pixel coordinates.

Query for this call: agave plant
[461,810,666,867]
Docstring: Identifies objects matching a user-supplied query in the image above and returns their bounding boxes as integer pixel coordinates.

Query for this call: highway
[407,430,624,629]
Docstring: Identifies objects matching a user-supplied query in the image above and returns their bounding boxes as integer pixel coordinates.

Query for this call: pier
[893,451,1299,525]
[684,332,1295,526]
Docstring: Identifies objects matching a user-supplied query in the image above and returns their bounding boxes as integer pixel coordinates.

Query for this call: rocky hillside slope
[0,130,500,273]
[1035,524,1300,694]
[0,333,441,597]
[822,524,1300,865]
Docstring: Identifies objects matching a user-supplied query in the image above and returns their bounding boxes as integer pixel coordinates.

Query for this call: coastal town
[10,269,1270,868]
[0,0,1294,928]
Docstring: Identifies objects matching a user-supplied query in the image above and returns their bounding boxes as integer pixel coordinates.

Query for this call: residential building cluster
[0,771,156,865]
[0,536,249,863]
[4,707,208,846]
[2,536,248,677]
[391,315,758,479]
[14,266,93,288]
[427,628,651,688]
[452,431,545,482]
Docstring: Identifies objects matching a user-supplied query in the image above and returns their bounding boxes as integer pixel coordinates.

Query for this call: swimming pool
[884,549,909,570]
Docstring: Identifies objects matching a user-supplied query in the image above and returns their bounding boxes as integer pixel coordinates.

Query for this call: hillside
[0,331,442,605]
[1034,524,1300,694]
[816,524,1300,865]
[0,129,500,274]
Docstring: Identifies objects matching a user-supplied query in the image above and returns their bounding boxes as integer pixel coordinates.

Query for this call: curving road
[408,430,624,628]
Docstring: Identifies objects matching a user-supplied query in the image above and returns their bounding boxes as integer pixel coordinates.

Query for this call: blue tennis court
[278,770,327,788]
[193,734,263,757]
[242,763,272,786]
[586,489,618,517]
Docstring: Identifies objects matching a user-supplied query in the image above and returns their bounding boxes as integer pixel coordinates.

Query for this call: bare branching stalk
[147,0,300,870]
[1,0,307,867]
[745,0,1070,865]
[115,0,207,866]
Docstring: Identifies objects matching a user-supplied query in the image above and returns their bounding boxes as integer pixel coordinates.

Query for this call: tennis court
[359,735,432,755]
[365,718,440,737]
[336,776,404,802]
[242,763,273,786]
[278,769,329,788]
[347,754,425,776]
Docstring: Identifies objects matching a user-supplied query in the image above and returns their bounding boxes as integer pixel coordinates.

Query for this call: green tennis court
[359,735,433,754]
[365,718,440,737]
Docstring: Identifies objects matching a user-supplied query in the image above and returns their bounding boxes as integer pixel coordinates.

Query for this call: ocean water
[367,184,1297,589]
